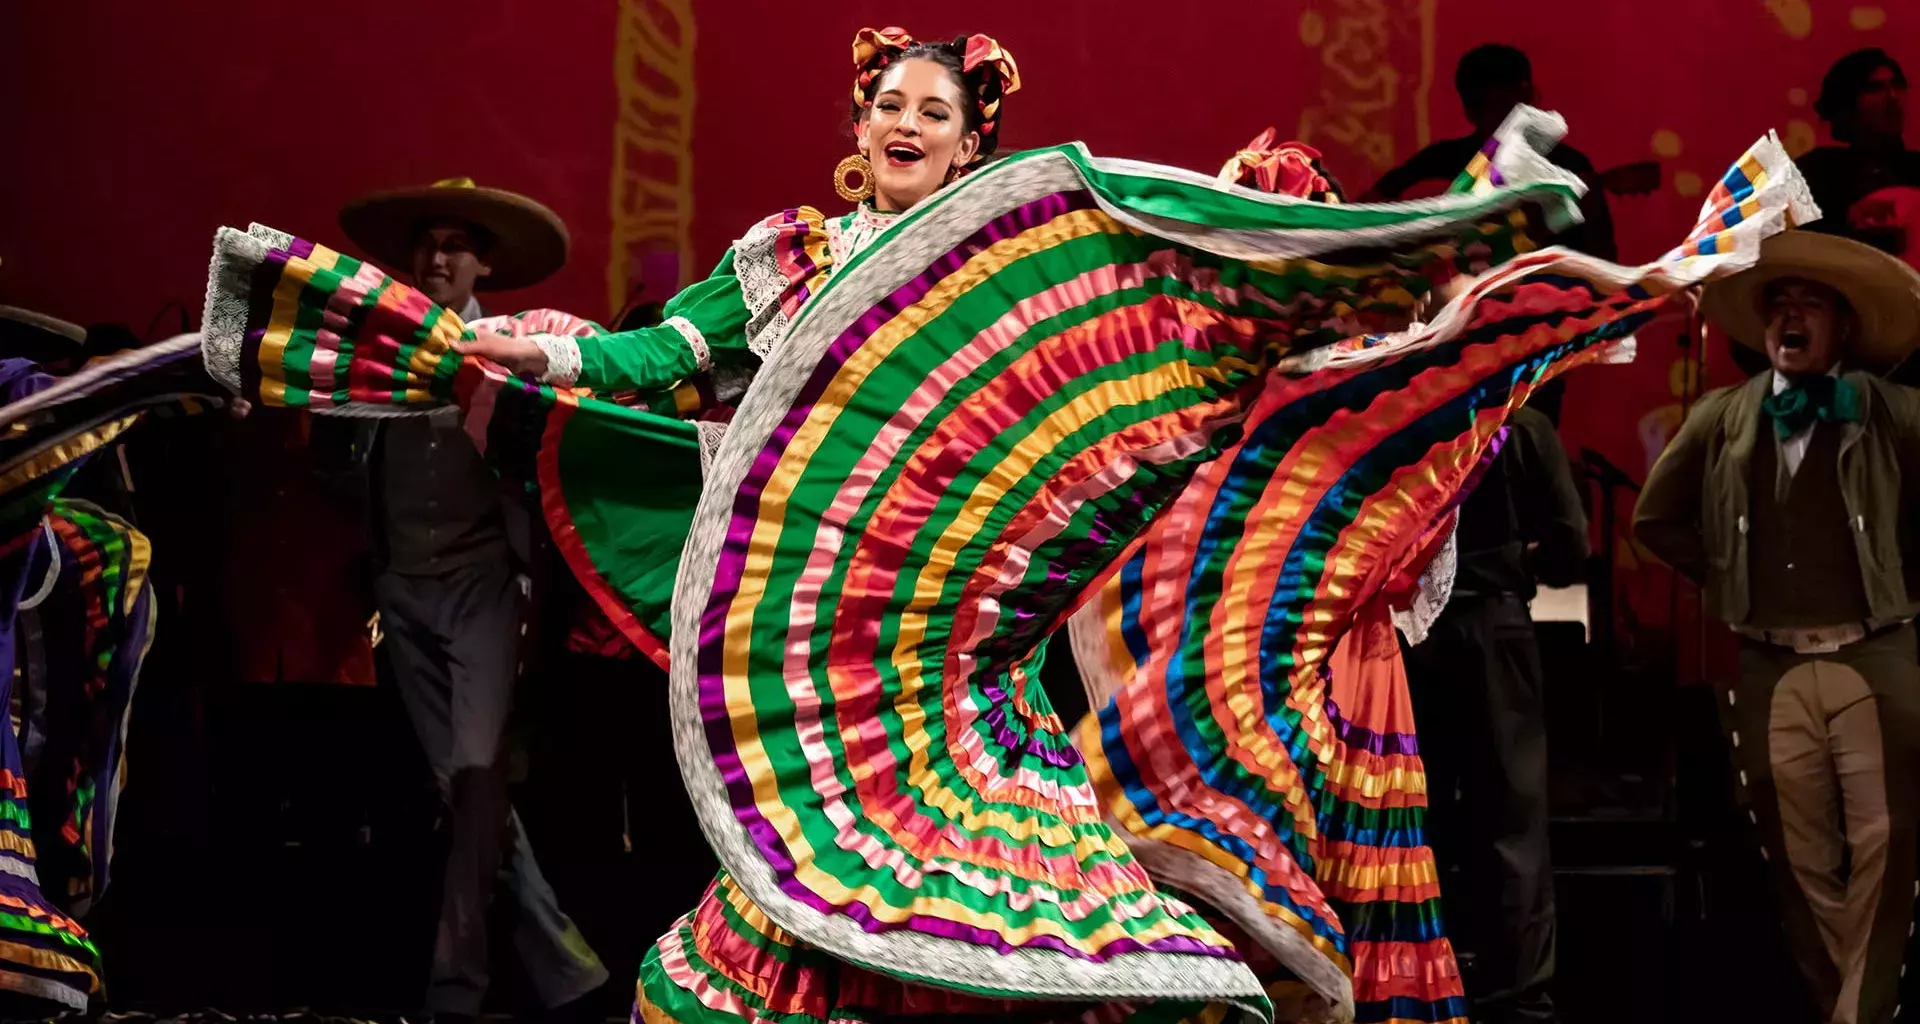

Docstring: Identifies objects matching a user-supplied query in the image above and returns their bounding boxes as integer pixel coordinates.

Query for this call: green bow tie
[1762,374,1862,439]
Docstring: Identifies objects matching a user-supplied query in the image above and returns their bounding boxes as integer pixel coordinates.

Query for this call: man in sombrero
[336,179,606,1023]
[1636,230,1920,1024]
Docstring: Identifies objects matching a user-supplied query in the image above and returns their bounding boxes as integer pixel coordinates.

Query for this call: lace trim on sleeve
[531,333,584,388]
[1392,524,1457,646]
[664,315,712,371]
[731,208,833,361]
[732,220,791,360]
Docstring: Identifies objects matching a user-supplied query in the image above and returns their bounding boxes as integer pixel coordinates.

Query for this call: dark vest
[375,410,510,576]
[1746,424,1873,628]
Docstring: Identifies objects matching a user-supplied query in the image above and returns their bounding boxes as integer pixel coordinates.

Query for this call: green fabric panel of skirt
[1003,144,1581,235]
[748,373,1244,923]
[548,397,706,643]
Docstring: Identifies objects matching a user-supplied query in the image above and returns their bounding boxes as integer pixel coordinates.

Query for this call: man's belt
[1732,622,1870,655]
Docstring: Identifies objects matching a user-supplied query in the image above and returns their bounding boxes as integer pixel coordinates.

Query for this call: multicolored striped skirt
[189,115,1811,1024]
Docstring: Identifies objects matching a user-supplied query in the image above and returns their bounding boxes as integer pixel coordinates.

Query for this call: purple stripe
[239,247,299,401]
[1441,424,1510,514]
[704,191,1093,737]
[977,677,1079,770]
[773,868,1238,961]
[783,209,824,309]
[1321,693,1419,758]
[698,189,1250,947]
[698,188,1073,845]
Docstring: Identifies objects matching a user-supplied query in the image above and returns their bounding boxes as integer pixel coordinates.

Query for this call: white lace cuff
[531,333,583,387]
[664,315,712,371]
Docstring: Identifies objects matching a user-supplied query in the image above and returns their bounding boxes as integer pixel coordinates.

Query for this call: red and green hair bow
[1218,128,1345,203]
[850,26,1022,162]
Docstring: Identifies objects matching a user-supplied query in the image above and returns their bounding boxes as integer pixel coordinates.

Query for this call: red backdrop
[4,0,1912,652]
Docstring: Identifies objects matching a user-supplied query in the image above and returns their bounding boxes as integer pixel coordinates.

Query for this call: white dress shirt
[1772,367,1844,480]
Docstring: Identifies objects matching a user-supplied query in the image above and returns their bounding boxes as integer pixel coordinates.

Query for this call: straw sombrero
[338,177,569,291]
[1701,230,1920,369]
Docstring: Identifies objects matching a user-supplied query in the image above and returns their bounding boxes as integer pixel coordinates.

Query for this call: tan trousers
[1727,625,1920,1024]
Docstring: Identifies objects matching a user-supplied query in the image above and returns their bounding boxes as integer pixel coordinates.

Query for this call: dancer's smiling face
[856,58,980,213]
[411,220,492,308]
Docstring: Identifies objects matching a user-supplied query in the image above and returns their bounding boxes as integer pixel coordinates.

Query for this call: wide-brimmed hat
[1701,230,1920,369]
[338,177,569,291]
[0,305,86,363]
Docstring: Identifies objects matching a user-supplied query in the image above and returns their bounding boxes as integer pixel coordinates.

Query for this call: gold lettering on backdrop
[1295,0,1437,176]
[1413,0,1435,153]
[609,0,696,317]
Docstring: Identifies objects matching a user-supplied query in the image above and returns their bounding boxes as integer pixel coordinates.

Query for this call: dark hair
[1816,48,1907,143]
[410,216,496,255]
[1454,43,1532,111]
[850,38,1007,161]
[1316,163,1348,203]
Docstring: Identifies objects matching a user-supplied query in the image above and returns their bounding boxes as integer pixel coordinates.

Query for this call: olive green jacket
[1633,369,1920,628]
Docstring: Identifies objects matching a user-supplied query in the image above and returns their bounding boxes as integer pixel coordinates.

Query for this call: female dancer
[455,27,1020,415]
[0,335,217,1015]
[189,29,1809,1024]
[225,28,1023,672]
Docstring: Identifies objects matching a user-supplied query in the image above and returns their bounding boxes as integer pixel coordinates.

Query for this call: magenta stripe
[698,191,1094,835]
[694,189,1257,948]
[780,209,825,311]
[771,868,1237,962]
[695,187,1251,954]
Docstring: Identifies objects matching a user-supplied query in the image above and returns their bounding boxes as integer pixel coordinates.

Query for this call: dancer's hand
[453,329,548,378]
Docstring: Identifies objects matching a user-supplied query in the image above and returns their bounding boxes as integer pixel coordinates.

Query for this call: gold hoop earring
[834,154,875,203]
[945,164,969,184]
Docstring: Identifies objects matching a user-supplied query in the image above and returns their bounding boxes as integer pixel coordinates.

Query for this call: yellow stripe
[1191,403,1378,839]
[258,244,467,407]
[893,368,1227,837]
[721,211,1127,862]
[633,985,681,1024]
[718,208,1241,950]
[1319,757,1430,801]
[0,830,37,861]
[122,524,152,614]
[1315,856,1441,893]
[1080,735,1348,968]
[1507,208,1537,253]
[258,245,349,406]
[410,303,467,379]
[716,874,795,945]
[0,938,95,987]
